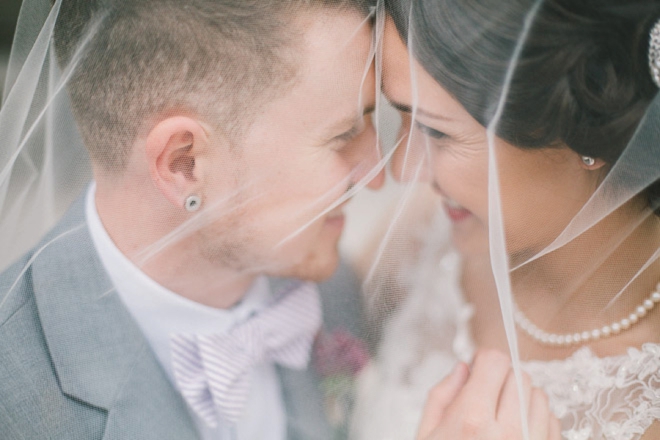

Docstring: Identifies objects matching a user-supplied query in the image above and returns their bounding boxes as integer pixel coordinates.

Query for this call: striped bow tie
[169,281,322,427]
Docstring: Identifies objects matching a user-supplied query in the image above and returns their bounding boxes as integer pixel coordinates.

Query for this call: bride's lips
[432,182,472,223]
[443,198,472,223]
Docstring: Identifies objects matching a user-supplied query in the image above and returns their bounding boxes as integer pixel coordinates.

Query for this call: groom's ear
[145,116,211,210]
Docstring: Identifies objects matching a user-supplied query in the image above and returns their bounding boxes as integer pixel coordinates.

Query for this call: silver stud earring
[184,195,201,212]
[581,156,596,167]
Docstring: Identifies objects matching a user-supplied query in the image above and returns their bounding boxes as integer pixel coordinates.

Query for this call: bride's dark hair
[386,0,660,212]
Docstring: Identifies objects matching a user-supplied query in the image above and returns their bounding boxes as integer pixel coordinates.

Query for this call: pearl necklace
[514,284,660,347]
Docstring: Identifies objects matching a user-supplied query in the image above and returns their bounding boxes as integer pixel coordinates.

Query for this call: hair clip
[648,18,660,88]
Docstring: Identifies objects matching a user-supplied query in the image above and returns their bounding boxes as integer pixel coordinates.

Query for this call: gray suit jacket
[0,195,365,440]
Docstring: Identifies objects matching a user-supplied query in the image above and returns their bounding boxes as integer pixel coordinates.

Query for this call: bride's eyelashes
[414,120,448,140]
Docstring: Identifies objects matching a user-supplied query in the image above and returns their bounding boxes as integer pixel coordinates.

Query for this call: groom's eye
[415,121,448,140]
[325,106,374,149]
[330,117,368,147]
[333,124,362,144]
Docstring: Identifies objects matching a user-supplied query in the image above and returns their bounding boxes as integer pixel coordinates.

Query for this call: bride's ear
[145,116,211,210]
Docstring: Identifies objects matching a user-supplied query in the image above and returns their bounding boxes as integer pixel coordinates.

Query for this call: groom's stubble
[186,9,382,283]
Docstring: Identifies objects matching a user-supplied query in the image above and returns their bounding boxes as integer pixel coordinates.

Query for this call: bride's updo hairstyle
[386,0,660,213]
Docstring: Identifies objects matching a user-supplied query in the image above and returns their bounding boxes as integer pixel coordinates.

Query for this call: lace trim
[523,343,660,440]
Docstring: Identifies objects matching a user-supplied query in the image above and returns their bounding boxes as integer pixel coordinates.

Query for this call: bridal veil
[3,0,660,439]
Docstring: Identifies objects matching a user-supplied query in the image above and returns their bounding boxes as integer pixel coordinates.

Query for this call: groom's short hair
[53,0,373,172]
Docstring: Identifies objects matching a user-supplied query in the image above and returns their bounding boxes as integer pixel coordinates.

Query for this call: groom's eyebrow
[328,105,376,142]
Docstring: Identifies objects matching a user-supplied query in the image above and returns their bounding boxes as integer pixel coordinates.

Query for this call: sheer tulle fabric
[4,0,660,439]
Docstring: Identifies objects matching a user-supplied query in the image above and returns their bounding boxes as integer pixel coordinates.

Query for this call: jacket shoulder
[0,255,106,440]
[0,254,34,328]
[0,193,87,327]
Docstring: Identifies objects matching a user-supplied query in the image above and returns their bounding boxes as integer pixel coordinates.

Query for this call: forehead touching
[244,9,375,148]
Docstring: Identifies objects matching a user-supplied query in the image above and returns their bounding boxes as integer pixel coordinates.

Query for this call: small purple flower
[314,329,370,378]
[313,329,370,434]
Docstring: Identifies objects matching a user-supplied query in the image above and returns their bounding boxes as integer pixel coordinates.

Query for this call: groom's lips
[325,212,345,230]
[325,203,347,232]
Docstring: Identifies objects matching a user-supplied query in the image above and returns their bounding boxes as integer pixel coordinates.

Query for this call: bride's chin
[451,224,489,257]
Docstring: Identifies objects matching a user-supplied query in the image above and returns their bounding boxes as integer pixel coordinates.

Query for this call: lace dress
[351,252,660,440]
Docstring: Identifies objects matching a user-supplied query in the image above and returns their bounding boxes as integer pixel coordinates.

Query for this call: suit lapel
[277,365,333,440]
[101,342,199,440]
[267,277,333,439]
[272,258,367,440]
[31,197,198,440]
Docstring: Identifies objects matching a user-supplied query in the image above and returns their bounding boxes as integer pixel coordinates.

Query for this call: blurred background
[0,0,22,98]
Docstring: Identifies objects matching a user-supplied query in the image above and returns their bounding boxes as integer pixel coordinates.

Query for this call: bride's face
[383,19,599,261]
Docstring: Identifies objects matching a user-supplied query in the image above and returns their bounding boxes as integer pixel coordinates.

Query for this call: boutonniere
[313,329,370,438]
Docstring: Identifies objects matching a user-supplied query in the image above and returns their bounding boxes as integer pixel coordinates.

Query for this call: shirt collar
[84,183,271,339]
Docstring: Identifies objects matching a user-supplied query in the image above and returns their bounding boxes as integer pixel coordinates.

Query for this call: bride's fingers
[416,362,469,440]
[496,369,532,427]
[459,349,511,417]
[527,387,551,440]
[547,407,562,440]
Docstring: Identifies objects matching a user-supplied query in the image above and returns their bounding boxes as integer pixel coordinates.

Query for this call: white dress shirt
[85,184,286,440]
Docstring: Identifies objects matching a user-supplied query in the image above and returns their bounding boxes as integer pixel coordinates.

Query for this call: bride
[353,0,660,439]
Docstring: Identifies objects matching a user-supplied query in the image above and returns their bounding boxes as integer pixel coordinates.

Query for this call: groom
[0,1,382,439]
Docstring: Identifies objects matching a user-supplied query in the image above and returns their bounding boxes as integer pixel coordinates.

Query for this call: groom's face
[200,10,383,281]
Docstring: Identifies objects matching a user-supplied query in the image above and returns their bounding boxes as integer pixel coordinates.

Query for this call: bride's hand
[416,349,561,440]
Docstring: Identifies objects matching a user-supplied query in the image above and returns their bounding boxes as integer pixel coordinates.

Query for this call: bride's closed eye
[415,120,448,140]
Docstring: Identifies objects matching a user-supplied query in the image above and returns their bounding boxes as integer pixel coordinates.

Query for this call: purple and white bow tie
[169,281,322,427]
